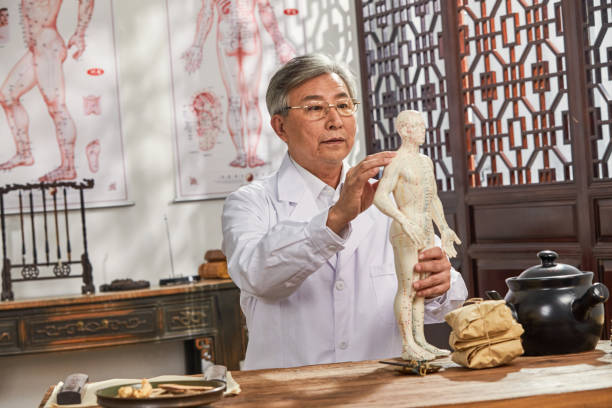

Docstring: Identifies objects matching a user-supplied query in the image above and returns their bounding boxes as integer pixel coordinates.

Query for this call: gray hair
[265,54,357,116]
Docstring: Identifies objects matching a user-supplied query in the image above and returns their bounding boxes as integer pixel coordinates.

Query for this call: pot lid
[518,250,582,278]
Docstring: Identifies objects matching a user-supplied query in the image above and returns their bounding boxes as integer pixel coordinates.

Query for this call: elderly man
[222,54,467,370]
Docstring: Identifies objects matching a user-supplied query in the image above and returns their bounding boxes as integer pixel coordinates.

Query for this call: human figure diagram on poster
[0,0,94,183]
[182,0,296,169]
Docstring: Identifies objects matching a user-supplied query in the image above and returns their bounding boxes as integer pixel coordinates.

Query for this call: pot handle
[485,290,503,300]
[572,283,610,321]
[485,290,518,321]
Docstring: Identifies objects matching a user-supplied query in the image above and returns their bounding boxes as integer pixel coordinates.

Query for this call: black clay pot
[487,250,609,356]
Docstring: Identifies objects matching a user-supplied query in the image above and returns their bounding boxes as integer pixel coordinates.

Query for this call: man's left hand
[413,247,451,298]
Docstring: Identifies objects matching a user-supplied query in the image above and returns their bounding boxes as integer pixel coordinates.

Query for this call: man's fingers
[413,270,450,296]
[344,151,396,185]
[414,258,448,275]
[357,152,395,170]
[367,151,397,160]
[418,246,444,261]
[414,271,445,288]
[416,283,449,298]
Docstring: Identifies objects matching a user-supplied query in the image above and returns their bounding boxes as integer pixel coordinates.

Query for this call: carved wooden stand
[0,179,95,301]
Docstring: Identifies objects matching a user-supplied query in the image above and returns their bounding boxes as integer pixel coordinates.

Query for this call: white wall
[0,1,365,406]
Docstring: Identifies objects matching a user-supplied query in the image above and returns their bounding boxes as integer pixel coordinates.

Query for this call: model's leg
[35,29,76,182]
[217,37,247,168]
[225,93,246,168]
[412,249,451,357]
[391,229,435,361]
[0,52,37,170]
[240,46,264,168]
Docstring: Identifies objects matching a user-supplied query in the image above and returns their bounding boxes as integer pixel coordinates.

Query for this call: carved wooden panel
[474,268,519,298]
[0,319,18,351]
[595,198,612,241]
[584,0,612,179]
[28,309,156,346]
[458,0,573,187]
[358,0,455,192]
[472,202,577,242]
[165,298,213,333]
[0,281,244,370]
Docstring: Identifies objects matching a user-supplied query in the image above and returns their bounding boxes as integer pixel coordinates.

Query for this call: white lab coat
[222,154,468,370]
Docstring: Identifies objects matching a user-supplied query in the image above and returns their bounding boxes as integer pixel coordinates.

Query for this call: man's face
[271,73,356,173]
[0,10,8,26]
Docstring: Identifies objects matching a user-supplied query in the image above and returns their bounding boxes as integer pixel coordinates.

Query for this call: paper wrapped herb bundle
[444,299,524,369]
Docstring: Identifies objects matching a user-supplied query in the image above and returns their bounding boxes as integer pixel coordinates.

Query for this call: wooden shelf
[0,280,244,371]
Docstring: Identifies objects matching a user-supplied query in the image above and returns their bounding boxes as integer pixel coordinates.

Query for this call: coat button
[335,280,345,291]
[339,341,348,350]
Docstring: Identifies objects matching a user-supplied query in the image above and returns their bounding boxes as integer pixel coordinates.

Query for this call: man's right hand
[326,151,396,235]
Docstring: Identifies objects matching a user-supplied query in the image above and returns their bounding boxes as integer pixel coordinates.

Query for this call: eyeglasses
[280,99,359,120]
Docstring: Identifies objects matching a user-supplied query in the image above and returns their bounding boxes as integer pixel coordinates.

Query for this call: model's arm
[222,185,346,301]
[373,158,424,248]
[68,0,94,59]
[372,160,404,222]
[257,0,295,63]
[427,158,461,257]
[182,0,214,73]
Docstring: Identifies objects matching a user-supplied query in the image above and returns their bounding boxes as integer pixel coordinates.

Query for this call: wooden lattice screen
[585,0,612,179]
[357,0,455,192]
[356,0,612,339]
[357,0,612,187]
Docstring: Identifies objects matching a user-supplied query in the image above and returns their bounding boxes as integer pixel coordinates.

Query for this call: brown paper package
[445,299,524,369]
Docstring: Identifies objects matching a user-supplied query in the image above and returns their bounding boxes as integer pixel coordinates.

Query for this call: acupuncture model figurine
[373,110,461,361]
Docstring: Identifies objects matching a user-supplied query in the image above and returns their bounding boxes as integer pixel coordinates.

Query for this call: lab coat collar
[277,153,347,204]
[277,154,306,202]
[276,153,374,268]
[337,204,374,271]
[276,154,316,222]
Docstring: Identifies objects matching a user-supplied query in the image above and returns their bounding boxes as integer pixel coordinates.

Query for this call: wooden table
[1,280,245,372]
[39,341,612,407]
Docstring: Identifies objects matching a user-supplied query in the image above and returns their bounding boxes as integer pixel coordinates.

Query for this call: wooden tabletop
[40,341,612,407]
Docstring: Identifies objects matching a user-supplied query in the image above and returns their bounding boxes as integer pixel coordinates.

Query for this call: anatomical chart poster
[166,0,306,200]
[0,0,128,211]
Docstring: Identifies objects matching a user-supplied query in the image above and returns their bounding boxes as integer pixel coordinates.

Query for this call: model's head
[0,8,8,26]
[266,53,357,117]
[395,110,426,145]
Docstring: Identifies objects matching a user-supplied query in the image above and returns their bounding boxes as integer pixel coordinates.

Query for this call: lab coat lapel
[276,154,319,222]
[337,202,375,272]
[276,154,338,270]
